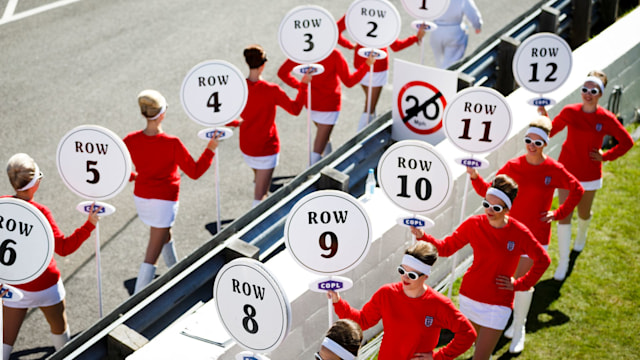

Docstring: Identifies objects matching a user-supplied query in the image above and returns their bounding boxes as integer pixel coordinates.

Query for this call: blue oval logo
[461,159,482,167]
[533,98,552,106]
[318,280,344,290]
[206,130,225,138]
[84,205,106,214]
[403,218,425,227]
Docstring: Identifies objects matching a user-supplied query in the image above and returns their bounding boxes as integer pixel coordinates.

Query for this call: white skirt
[310,111,340,125]
[134,196,179,228]
[581,178,603,191]
[360,70,389,87]
[459,294,512,330]
[242,153,279,170]
[4,279,65,309]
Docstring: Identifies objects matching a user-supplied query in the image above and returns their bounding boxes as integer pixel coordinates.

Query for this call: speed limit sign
[512,32,573,95]
[442,87,513,154]
[56,125,132,201]
[0,198,54,285]
[278,5,338,64]
[345,0,402,49]
[284,190,372,276]
[377,140,453,214]
[214,258,291,353]
[180,60,248,127]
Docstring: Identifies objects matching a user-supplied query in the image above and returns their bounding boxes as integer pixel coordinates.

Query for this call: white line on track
[0,0,82,26]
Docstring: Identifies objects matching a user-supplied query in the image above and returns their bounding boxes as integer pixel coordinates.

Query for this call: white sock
[3,344,13,359]
[252,199,261,208]
[161,240,178,268]
[323,141,333,156]
[310,152,322,165]
[357,112,374,131]
[573,216,591,252]
[51,327,71,350]
[134,263,156,294]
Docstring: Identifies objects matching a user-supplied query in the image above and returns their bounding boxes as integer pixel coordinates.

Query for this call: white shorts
[242,153,279,170]
[311,111,340,125]
[459,294,512,330]
[359,70,389,87]
[521,244,549,259]
[134,196,179,228]
[581,178,603,191]
[4,279,65,309]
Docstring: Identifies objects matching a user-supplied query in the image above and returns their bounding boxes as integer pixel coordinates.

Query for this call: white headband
[402,254,432,276]
[147,103,166,120]
[321,337,355,360]
[525,127,549,144]
[486,187,512,209]
[584,76,605,93]
[17,163,41,192]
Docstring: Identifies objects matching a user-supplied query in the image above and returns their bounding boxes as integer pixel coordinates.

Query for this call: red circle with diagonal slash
[398,81,447,135]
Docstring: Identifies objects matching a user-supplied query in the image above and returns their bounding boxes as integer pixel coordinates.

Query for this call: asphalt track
[0,0,536,358]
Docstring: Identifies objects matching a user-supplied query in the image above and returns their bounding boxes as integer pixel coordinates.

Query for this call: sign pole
[94,222,103,317]
[366,63,374,125]
[447,167,470,298]
[215,148,222,233]
[307,76,313,167]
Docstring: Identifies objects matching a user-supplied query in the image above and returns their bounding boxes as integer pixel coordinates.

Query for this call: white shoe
[161,240,178,268]
[134,263,156,294]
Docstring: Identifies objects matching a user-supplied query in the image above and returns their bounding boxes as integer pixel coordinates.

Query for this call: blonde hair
[137,90,166,119]
[405,241,438,266]
[7,153,37,190]
[587,70,608,88]
[529,115,552,134]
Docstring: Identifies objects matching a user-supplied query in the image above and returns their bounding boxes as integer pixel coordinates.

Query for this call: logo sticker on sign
[214,258,291,354]
[56,125,132,201]
[284,190,372,275]
[377,140,453,214]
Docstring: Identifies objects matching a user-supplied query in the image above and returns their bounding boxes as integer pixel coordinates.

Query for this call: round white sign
[401,0,450,21]
[512,32,573,95]
[278,5,338,64]
[180,60,248,127]
[56,125,132,201]
[0,198,54,285]
[346,0,402,49]
[443,87,513,154]
[377,140,453,214]
[75,201,116,217]
[214,258,290,353]
[284,190,372,276]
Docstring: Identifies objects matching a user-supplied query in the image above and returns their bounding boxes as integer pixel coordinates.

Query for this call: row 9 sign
[0,198,54,285]
[57,125,132,201]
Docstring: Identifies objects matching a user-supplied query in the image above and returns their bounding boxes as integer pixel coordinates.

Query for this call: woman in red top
[228,45,310,208]
[336,15,425,130]
[3,153,102,358]
[540,70,634,280]
[278,49,375,165]
[411,175,550,360]
[328,241,476,360]
[466,116,583,353]
[123,90,219,294]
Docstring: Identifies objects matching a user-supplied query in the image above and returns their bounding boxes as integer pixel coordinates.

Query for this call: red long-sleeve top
[418,215,550,307]
[334,283,476,360]
[550,103,634,182]
[123,131,214,201]
[336,15,419,72]
[2,196,95,292]
[471,155,584,245]
[227,78,307,157]
[277,49,368,112]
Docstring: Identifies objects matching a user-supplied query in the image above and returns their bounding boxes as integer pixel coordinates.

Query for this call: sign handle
[366,63,374,125]
[307,75,313,167]
[215,148,222,234]
[447,157,472,298]
[327,276,333,327]
[1,297,4,360]
[420,39,425,65]
[95,222,103,317]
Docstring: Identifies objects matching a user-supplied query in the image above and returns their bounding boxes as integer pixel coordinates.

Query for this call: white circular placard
[356,47,388,60]
[396,215,434,229]
[442,87,513,154]
[454,156,490,169]
[346,0,402,49]
[284,190,372,276]
[197,127,234,141]
[0,198,54,285]
[214,258,290,353]
[75,201,116,217]
[180,60,248,127]
[56,125,132,201]
[292,64,325,76]
[377,140,453,214]
[401,0,450,21]
[1,284,24,302]
[278,5,338,64]
[512,32,573,95]
[309,276,353,293]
